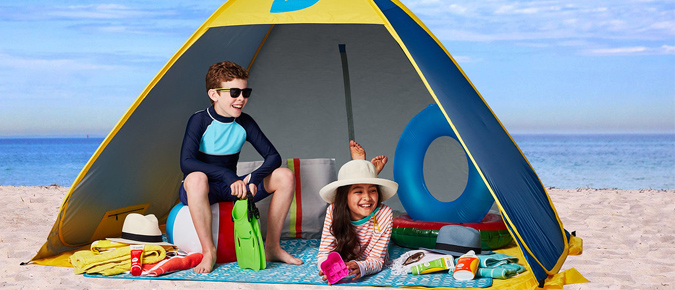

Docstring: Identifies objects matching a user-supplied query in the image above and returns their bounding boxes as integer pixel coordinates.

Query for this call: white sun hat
[319,160,398,204]
[107,213,174,246]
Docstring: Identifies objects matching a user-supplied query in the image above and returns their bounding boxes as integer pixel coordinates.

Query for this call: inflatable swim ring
[394,104,494,223]
[391,213,513,250]
[166,202,236,263]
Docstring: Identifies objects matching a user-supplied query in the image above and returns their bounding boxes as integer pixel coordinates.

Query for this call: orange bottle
[453,250,479,280]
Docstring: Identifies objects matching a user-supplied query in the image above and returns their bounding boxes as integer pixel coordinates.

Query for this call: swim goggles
[213,88,252,98]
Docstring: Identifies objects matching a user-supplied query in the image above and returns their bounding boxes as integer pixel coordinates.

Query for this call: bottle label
[453,256,478,280]
[411,257,454,275]
[130,245,144,276]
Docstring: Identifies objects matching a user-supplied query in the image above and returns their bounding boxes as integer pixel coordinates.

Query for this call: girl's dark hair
[330,184,383,261]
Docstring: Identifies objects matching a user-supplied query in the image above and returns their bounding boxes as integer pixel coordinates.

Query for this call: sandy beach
[1,185,673,289]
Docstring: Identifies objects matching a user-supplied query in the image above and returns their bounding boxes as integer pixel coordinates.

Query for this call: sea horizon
[1,133,673,190]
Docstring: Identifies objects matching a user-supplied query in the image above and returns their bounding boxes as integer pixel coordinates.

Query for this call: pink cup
[320,252,349,284]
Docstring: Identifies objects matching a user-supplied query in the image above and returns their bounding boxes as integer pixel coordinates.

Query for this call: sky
[0,0,673,137]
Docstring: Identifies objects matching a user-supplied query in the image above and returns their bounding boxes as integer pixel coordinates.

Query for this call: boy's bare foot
[265,245,303,265]
[349,140,366,160]
[371,155,387,174]
[193,249,217,273]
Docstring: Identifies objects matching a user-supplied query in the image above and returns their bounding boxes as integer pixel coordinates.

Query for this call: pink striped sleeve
[355,206,393,277]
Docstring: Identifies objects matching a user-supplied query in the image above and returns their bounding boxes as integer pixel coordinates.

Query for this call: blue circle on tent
[394,104,493,223]
[270,0,320,13]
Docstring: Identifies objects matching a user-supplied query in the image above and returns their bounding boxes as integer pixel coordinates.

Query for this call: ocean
[0,134,673,190]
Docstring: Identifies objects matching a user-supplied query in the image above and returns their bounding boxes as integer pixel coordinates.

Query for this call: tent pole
[339,44,355,142]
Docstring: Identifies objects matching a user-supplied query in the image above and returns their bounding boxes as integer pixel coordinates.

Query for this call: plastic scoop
[320,252,349,284]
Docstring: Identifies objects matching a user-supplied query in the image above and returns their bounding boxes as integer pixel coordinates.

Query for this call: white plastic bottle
[452,250,479,280]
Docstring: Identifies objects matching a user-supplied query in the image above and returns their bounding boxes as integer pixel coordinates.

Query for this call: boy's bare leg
[183,172,217,273]
[371,155,388,175]
[349,140,366,160]
[263,168,303,265]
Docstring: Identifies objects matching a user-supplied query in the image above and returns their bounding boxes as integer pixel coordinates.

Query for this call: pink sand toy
[320,252,349,284]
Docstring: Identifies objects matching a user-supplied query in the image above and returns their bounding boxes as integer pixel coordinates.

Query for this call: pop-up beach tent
[31,0,584,287]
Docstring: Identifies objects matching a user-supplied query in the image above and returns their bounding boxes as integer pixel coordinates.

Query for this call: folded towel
[479,252,519,268]
[450,253,525,279]
[89,240,128,254]
[476,263,525,279]
[142,252,203,277]
[70,244,166,276]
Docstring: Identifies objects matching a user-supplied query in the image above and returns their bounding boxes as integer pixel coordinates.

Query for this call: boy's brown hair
[205,61,249,104]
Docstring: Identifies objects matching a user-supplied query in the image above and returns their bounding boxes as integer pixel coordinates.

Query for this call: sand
[1,185,673,289]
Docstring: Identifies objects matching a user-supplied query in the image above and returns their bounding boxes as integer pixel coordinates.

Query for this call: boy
[179,61,303,273]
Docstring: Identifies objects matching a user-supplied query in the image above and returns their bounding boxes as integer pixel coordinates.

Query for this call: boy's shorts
[178,175,272,205]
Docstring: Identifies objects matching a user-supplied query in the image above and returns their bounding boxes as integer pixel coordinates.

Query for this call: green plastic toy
[232,192,266,270]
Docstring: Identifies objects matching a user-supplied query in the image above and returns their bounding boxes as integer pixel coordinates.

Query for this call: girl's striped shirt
[317,204,393,277]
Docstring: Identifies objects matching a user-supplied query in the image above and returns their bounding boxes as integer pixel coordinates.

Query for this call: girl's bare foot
[349,140,366,160]
[265,245,303,265]
[193,248,216,273]
[371,155,387,174]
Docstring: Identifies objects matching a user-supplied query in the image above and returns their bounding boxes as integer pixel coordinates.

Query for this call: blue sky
[0,0,673,137]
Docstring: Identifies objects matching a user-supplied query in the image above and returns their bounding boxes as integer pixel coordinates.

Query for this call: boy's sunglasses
[213,88,252,98]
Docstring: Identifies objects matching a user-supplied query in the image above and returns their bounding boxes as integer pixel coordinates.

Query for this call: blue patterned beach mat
[85,239,492,288]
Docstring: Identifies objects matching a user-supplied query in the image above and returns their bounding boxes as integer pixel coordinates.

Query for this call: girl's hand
[345,261,361,279]
[318,270,331,285]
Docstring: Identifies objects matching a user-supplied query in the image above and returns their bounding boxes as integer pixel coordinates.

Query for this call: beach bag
[237,158,335,239]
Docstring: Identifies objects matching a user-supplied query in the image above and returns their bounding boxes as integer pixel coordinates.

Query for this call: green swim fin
[232,192,266,270]
[249,202,266,269]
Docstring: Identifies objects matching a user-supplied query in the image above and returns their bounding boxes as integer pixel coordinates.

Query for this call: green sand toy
[232,192,266,270]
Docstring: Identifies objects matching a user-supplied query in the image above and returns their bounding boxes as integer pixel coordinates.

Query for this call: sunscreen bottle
[452,250,479,280]
[411,257,454,275]
[130,245,144,276]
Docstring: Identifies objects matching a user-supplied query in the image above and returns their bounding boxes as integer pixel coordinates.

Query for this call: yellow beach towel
[70,244,165,276]
[89,240,128,253]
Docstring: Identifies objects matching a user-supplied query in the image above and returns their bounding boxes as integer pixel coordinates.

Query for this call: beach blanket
[85,239,492,288]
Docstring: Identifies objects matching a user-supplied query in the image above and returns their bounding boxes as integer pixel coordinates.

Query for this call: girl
[317,142,398,283]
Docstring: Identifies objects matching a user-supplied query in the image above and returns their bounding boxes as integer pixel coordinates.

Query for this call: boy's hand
[248,183,258,197]
[230,180,248,199]
[345,261,361,279]
[242,174,257,197]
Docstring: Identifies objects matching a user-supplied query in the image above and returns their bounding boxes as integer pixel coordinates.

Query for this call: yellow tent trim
[29,245,88,267]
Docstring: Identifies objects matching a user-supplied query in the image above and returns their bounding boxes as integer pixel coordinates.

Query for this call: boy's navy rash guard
[179,106,281,187]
